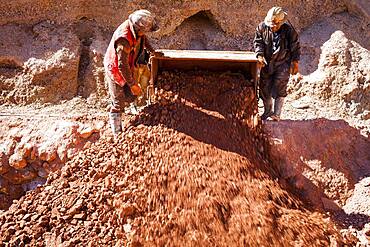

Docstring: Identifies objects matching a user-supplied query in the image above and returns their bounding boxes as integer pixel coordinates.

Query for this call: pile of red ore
[0,71,349,246]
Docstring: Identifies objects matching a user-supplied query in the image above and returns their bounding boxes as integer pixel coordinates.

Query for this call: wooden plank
[156,49,257,62]
[148,58,158,103]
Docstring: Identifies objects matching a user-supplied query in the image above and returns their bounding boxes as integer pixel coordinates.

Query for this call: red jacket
[104,20,139,86]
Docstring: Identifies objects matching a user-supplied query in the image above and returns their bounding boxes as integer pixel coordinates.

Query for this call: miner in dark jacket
[254,7,300,121]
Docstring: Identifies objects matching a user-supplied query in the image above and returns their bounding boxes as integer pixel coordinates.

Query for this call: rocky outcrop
[0,0,349,37]
[0,22,80,104]
[1,2,368,106]
[315,30,369,118]
[0,117,105,209]
[291,14,370,126]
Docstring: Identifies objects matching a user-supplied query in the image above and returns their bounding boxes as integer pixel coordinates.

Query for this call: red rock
[36,205,47,214]
[3,226,16,241]
[79,127,95,139]
[31,214,40,222]
[67,199,84,216]
[22,143,33,159]
[30,146,37,160]
[37,215,49,227]
[9,152,27,170]
[118,204,136,218]
[51,208,59,218]
[38,145,57,163]
[2,168,38,184]
[73,212,86,220]
[0,152,10,175]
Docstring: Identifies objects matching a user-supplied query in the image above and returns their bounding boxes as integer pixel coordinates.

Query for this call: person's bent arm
[116,38,142,95]
[253,24,267,67]
[253,24,265,59]
[289,27,300,62]
[289,26,300,74]
[115,38,135,87]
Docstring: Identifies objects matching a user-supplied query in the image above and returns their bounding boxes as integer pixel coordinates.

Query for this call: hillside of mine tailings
[1,0,370,246]
[0,72,349,246]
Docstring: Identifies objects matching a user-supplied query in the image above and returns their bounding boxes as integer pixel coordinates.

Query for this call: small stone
[38,215,49,227]
[9,152,27,169]
[73,212,86,220]
[38,146,57,162]
[23,214,31,221]
[79,127,95,139]
[31,214,40,222]
[119,204,136,218]
[36,205,47,214]
[51,207,59,218]
[123,223,132,233]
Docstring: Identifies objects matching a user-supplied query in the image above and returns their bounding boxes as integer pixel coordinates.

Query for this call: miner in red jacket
[104,10,159,137]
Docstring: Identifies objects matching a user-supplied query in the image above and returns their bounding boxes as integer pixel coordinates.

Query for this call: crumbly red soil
[0,71,346,246]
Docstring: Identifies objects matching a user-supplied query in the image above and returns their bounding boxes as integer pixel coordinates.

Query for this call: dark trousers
[106,74,136,113]
[259,62,290,100]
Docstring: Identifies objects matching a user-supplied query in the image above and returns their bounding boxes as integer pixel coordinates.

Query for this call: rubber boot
[271,97,285,121]
[109,112,122,139]
[128,103,139,115]
[261,98,273,120]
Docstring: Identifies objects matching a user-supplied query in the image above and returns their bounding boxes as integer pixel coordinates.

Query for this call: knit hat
[264,7,287,27]
[129,10,159,33]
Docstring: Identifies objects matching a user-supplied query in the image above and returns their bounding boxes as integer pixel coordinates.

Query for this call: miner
[254,7,301,121]
[104,9,159,137]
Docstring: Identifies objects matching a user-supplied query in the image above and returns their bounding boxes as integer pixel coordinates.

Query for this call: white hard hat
[264,7,287,27]
[129,9,159,33]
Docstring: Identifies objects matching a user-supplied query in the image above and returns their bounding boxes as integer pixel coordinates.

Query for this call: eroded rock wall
[0,117,105,209]
[1,0,368,105]
[292,27,370,123]
[0,22,80,104]
[0,0,349,36]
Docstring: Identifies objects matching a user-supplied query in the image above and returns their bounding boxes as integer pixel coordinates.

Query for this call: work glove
[130,83,142,96]
[257,55,267,67]
[289,61,299,75]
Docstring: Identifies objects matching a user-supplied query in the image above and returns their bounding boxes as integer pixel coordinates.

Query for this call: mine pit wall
[1,0,367,109]
[0,0,364,105]
[0,20,110,106]
[0,0,352,36]
[263,119,370,223]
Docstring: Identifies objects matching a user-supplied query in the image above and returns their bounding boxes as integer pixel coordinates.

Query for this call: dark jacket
[253,22,300,65]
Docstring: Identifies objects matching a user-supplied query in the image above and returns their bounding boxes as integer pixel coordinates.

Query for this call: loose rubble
[0,72,349,246]
[0,116,105,210]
